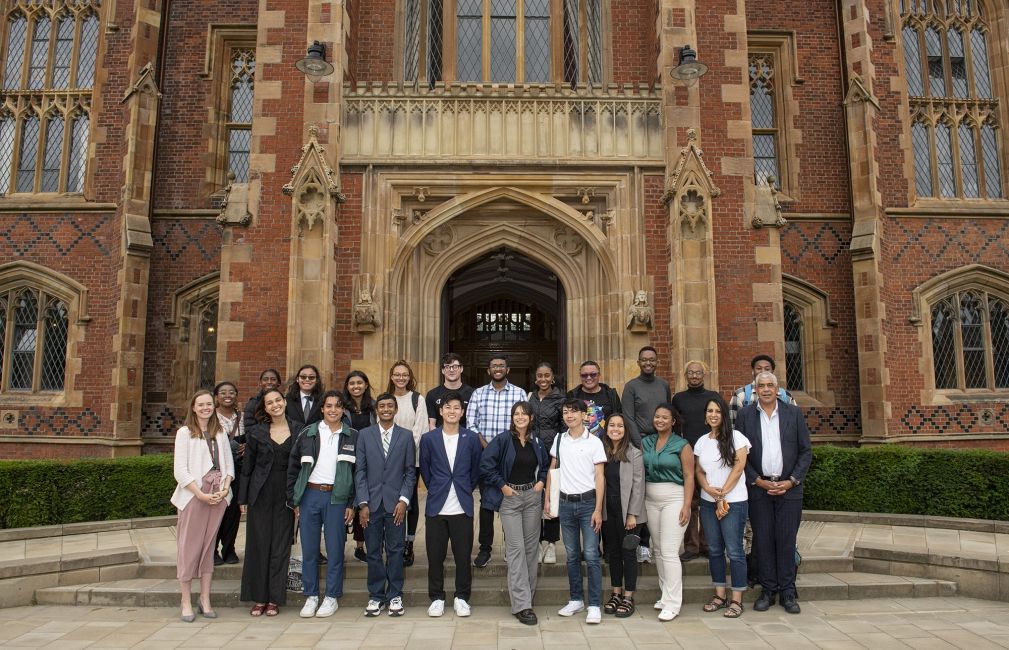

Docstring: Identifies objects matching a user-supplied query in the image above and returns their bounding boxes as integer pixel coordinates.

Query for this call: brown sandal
[703,594,727,612]
[250,603,267,617]
[264,603,279,617]
[723,600,743,618]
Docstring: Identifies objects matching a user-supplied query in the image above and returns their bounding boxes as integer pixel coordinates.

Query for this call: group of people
[170,349,812,625]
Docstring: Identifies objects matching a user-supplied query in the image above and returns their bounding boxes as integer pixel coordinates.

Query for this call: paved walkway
[1,596,1007,649]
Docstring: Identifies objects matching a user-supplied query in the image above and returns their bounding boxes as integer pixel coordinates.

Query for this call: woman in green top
[641,403,694,622]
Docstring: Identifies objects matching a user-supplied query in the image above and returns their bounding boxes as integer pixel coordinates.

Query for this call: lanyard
[203,432,220,471]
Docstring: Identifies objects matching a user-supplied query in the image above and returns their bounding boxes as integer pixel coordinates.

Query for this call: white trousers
[645,482,686,613]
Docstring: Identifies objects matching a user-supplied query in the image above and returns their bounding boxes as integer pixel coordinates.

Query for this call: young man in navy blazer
[419,391,483,618]
[355,392,417,617]
[735,371,812,615]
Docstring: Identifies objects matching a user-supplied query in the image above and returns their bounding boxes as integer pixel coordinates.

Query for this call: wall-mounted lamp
[670,44,708,85]
[295,40,334,83]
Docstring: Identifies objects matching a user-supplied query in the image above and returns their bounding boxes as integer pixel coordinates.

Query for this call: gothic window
[900,0,1004,199]
[783,301,805,392]
[929,288,1009,391]
[403,0,603,87]
[0,1,99,195]
[197,300,217,390]
[167,274,220,402]
[749,52,780,189]
[0,286,69,393]
[226,47,254,183]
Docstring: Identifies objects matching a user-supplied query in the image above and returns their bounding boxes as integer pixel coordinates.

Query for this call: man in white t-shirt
[543,398,607,624]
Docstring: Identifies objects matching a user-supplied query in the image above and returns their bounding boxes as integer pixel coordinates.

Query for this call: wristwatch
[789,475,800,486]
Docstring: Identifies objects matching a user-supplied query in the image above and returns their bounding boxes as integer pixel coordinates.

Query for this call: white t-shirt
[439,432,464,516]
[307,421,342,484]
[550,430,606,495]
[693,431,751,503]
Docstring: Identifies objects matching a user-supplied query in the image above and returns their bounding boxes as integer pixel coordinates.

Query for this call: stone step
[36,571,954,608]
[137,555,852,580]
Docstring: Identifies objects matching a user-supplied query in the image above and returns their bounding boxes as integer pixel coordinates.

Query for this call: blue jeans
[363,503,406,602]
[559,499,602,607]
[699,499,748,592]
[299,487,348,598]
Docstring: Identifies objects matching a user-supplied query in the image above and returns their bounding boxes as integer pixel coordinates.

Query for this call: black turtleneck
[672,384,720,447]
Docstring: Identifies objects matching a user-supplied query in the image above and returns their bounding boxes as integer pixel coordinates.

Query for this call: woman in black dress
[239,388,297,616]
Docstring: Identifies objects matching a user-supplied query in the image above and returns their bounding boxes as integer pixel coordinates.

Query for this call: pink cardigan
[171,426,235,510]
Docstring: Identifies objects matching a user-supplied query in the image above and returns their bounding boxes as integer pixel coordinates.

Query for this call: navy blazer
[736,399,812,501]
[354,423,417,514]
[419,427,483,518]
[479,433,549,511]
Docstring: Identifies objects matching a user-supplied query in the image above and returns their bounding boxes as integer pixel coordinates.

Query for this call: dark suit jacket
[736,399,812,501]
[355,423,417,514]
[419,427,483,518]
[286,392,323,429]
[238,416,300,507]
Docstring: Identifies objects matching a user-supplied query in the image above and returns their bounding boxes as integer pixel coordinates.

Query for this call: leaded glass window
[405,0,602,87]
[227,48,254,183]
[0,286,69,393]
[900,0,1004,199]
[930,288,1009,392]
[783,302,804,392]
[749,53,780,188]
[0,1,100,195]
[198,301,218,390]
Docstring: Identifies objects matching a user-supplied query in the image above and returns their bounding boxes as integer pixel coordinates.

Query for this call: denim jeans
[299,487,348,598]
[559,498,602,607]
[699,498,748,592]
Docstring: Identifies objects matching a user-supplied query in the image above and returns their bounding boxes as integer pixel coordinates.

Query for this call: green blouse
[641,434,689,485]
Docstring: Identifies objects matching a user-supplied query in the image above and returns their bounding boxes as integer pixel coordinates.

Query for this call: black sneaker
[319,553,327,565]
[213,552,224,566]
[223,550,240,564]
[473,550,491,568]
[403,541,415,567]
[354,547,368,563]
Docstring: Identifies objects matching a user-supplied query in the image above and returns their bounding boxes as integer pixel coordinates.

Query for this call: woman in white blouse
[386,360,428,566]
[171,389,235,622]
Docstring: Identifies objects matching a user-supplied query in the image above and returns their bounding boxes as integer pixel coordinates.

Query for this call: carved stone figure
[626,290,653,332]
[353,283,381,333]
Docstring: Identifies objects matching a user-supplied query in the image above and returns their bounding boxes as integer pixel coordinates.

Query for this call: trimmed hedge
[805,445,1009,520]
[2,445,1008,528]
[0,454,176,529]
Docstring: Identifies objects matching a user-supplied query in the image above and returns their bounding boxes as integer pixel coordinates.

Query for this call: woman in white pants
[641,403,694,621]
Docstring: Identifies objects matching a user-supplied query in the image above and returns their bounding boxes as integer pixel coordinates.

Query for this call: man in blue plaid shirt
[466,355,527,569]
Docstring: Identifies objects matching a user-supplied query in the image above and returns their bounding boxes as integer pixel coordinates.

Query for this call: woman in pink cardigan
[171,389,235,622]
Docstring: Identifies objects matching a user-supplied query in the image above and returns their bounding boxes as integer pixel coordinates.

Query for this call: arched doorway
[442,247,566,390]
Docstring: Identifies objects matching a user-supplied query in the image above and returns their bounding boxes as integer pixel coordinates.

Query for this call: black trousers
[406,470,421,539]
[540,516,560,543]
[749,491,802,598]
[217,496,241,555]
[601,496,638,591]
[478,507,495,552]
[426,514,474,601]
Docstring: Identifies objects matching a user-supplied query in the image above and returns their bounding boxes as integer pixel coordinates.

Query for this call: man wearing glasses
[567,360,622,438]
[426,353,475,429]
[466,355,526,568]
[671,360,719,562]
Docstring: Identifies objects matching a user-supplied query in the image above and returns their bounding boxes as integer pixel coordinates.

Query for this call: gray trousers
[499,487,542,613]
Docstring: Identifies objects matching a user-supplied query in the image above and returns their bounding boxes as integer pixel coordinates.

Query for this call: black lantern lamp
[295,40,334,83]
[670,44,708,83]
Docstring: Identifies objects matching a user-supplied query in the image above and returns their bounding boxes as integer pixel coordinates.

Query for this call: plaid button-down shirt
[465,381,527,442]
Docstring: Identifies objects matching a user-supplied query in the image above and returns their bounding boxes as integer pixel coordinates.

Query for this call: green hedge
[805,445,1009,520]
[0,454,176,529]
[2,446,1009,528]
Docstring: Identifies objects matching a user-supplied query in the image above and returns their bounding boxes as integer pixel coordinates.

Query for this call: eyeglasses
[392,373,411,379]
[489,364,508,369]
[442,364,462,370]
[298,374,317,381]
[686,370,704,377]
[580,372,599,379]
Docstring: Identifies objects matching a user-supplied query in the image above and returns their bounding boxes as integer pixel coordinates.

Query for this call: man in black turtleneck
[671,360,719,562]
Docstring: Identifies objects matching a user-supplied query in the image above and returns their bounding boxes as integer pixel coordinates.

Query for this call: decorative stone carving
[553,226,585,256]
[679,189,706,239]
[751,176,787,229]
[353,276,381,333]
[663,128,721,205]
[422,226,454,256]
[283,124,346,233]
[216,173,252,226]
[414,186,430,202]
[626,290,653,332]
[121,61,160,102]
[577,187,595,204]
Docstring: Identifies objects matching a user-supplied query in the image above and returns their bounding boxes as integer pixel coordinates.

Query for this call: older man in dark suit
[736,371,812,615]
[355,392,417,618]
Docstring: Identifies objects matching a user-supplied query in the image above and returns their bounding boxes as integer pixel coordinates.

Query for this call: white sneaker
[299,596,319,618]
[388,596,405,617]
[558,600,585,617]
[453,597,472,617]
[637,546,651,563]
[365,599,384,617]
[315,596,338,617]
[428,599,445,617]
[653,600,664,611]
[543,543,556,564]
[658,608,677,622]
[586,606,602,624]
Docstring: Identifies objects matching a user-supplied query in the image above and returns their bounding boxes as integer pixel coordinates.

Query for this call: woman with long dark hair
[694,395,750,618]
[286,364,324,427]
[600,413,646,618]
[386,360,429,566]
[238,388,298,616]
[527,361,564,563]
[479,401,548,625]
[171,390,235,622]
[342,370,375,560]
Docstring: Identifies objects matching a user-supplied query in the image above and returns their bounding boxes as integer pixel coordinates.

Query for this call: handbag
[547,433,562,518]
